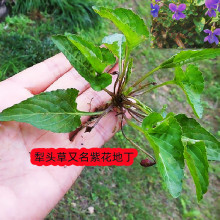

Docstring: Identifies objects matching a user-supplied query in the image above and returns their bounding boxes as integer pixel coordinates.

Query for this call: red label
[30,148,138,166]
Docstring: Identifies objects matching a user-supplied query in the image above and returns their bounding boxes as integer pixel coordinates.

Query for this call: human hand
[0,53,121,219]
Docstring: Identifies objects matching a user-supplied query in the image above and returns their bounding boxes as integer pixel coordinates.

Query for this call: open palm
[0,53,120,219]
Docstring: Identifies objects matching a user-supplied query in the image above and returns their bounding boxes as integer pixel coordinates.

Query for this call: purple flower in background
[155,0,160,2]
[205,0,219,17]
[204,29,220,44]
[169,3,186,20]
[151,3,160,17]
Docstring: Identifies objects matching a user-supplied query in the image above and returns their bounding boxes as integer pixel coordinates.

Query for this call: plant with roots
[0,7,219,201]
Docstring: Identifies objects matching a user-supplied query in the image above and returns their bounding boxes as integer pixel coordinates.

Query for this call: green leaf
[193,17,205,33]
[102,33,126,61]
[175,114,220,161]
[143,114,184,197]
[93,7,149,49]
[142,112,163,130]
[0,89,83,133]
[174,65,204,118]
[159,49,220,69]
[66,34,115,74]
[183,138,209,201]
[52,35,113,91]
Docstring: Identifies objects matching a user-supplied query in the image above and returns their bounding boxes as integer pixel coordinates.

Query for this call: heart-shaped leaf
[176,114,220,161]
[143,114,184,198]
[52,35,114,91]
[183,138,209,201]
[160,49,220,69]
[174,65,204,118]
[93,7,149,50]
[0,89,84,133]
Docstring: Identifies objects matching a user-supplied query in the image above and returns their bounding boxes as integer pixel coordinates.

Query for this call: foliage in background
[9,0,99,29]
[0,15,58,80]
[0,0,101,81]
[151,0,220,48]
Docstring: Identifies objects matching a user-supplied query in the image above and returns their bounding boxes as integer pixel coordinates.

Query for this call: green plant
[11,0,99,29]
[151,0,220,48]
[0,0,103,80]
[0,31,59,81]
[0,6,219,201]
[180,198,201,219]
[0,14,73,81]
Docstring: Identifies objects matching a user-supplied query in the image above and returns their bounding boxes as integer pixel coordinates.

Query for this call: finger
[45,62,119,92]
[7,53,72,95]
[0,80,33,112]
[45,68,90,93]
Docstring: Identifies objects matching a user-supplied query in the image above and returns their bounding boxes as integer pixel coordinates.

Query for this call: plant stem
[121,46,130,80]
[123,101,149,117]
[124,115,145,134]
[129,82,155,96]
[114,73,120,95]
[122,129,155,161]
[125,107,146,119]
[131,66,160,88]
[127,110,142,123]
[103,88,114,97]
[88,105,113,129]
[118,46,130,91]
[77,111,105,116]
[123,97,152,116]
[119,49,123,76]
[141,80,175,94]
[127,97,153,114]
[122,115,155,161]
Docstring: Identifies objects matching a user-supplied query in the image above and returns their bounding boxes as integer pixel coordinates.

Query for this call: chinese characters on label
[30,148,138,166]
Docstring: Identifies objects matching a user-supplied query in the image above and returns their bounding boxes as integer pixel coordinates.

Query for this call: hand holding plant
[0,7,219,202]
[0,53,121,219]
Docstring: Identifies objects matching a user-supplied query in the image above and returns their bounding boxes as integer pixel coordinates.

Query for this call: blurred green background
[0,0,219,219]
[151,0,220,49]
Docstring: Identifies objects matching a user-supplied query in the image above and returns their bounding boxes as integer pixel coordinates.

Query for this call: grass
[10,0,99,29]
[1,0,219,219]
[0,0,101,81]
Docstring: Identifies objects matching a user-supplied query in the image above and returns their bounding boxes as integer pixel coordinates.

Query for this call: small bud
[140,158,156,167]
